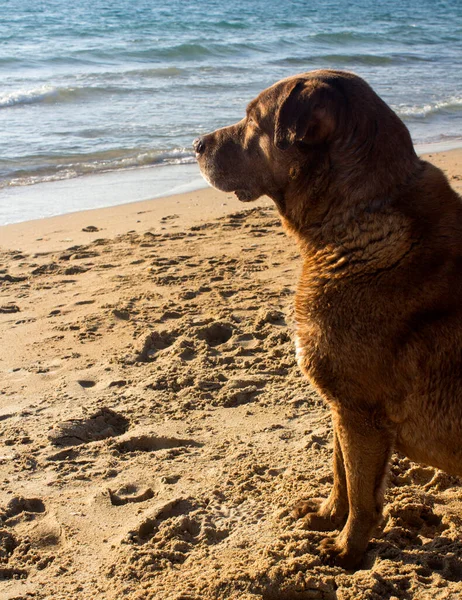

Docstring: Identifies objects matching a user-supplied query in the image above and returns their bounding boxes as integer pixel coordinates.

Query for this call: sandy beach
[1,150,462,600]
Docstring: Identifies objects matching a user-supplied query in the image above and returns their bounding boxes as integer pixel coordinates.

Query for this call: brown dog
[194,69,462,569]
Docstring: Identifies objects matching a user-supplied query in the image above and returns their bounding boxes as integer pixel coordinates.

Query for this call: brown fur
[194,69,462,569]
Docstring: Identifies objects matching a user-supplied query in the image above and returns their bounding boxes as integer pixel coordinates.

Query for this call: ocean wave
[321,53,393,65]
[0,85,66,108]
[122,66,186,78]
[309,31,379,44]
[1,148,196,189]
[272,52,435,68]
[0,84,130,109]
[78,66,188,85]
[122,42,214,60]
[397,97,462,119]
[117,40,267,62]
[273,54,393,67]
[215,20,248,29]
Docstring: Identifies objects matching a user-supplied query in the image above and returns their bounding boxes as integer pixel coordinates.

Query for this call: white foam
[415,138,462,154]
[0,163,208,226]
[0,85,62,108]
[396,97,462,118]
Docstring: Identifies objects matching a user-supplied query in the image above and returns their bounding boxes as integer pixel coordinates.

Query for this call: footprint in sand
[196,322,233,347]
[134,330,177,362]
[0,565,28,581]
[127,497,230,557]
[48,407,129,447]
[31,263,59,276]
[27,514,64,549]
[0,273,27,283]
[133,498,199,540]
[108,484,155,506]
[114,433,201,454]
[1,496,45,523]
[0,304,20,314]
[160,214,179,222]
[113,308,130,320]
[217,378,263,408]
[379,493,448,554]
[0,529,18,559]
[64,265,89,275]
[77,379,96,389]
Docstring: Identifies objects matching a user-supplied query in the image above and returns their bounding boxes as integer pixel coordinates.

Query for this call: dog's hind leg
[293,427,348,531]
[319,407,394,569]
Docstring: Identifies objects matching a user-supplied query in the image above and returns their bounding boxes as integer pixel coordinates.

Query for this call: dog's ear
[274,80,337,150]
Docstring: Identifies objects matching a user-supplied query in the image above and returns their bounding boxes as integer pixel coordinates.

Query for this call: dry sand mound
[1,199,462,599]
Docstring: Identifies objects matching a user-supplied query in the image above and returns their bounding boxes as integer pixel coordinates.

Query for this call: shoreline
[0,162,208,228]
[0,187,272,255]
[1,140,462,229]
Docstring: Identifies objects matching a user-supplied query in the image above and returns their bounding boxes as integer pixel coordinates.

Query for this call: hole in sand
[0,567,28,580]
[108,486,155,506]
[0,530,18,555]
[77,379,96,388]
[3,497,45,519]
[199,323,233,347]
[49,408,129,447]
[136,330,177,361]
[115,434,201,454]
[136,498,197,539]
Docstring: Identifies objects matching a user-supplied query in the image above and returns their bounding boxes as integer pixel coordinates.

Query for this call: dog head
[194,70,417,216]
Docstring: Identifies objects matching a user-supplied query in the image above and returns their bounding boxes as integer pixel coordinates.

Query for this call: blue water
[1,0,461,218]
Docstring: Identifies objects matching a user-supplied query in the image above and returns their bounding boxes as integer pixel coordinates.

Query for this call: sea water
[1,0,461,224]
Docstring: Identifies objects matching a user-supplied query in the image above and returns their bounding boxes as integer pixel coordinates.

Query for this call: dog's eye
[247,116,260,130]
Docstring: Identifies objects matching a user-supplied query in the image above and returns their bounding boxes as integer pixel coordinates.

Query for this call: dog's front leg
[320,407,394,570]
[293,426,348,530]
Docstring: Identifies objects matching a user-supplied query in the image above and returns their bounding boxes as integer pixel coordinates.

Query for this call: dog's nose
[193,137,205,155]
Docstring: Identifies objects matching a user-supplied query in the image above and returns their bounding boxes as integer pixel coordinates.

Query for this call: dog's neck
[273,147,423,278]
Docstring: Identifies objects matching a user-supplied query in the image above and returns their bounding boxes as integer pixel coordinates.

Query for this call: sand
[1,151,462,600]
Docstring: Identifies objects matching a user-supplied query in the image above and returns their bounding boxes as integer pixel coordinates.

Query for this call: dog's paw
[292,499,343,532]
[319,536,363,570]
[292,498,322,519]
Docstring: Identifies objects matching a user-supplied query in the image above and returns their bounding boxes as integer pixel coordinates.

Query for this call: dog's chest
[293,289,393,406]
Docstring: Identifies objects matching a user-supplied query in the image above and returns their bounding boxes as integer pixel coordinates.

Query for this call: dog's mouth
[196,159,258,202]
[234,189,255,202]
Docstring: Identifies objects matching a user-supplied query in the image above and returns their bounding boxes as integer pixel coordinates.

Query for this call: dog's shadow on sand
[361,536,462,600]
[363,490,462,599]
[360,457,462,597]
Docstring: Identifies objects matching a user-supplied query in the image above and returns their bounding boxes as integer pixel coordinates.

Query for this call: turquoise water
[1,0,461,221]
